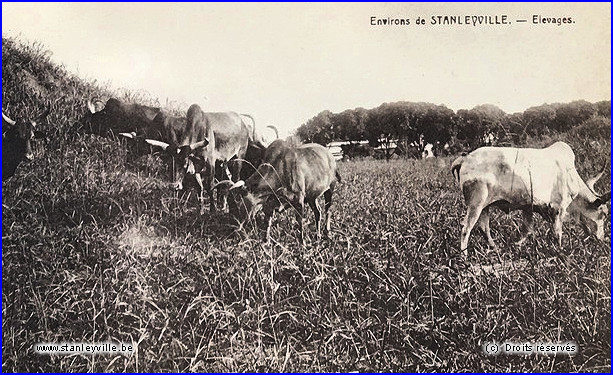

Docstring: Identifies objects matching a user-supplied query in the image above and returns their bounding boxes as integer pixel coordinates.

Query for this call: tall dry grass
[2,35,610,372]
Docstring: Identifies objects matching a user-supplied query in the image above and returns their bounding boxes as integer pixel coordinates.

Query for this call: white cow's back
[459,142,578,207]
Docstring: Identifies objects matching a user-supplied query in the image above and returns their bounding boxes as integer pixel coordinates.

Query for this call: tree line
[295,100,611,159]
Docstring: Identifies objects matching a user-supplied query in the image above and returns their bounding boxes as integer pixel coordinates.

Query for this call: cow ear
[229,180,245,190]
[212,180,234,191]
[599,191,611,205]
[586,163,608,191]
[591,192,611,208]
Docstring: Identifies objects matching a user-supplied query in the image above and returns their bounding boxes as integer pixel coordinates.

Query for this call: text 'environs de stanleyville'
[370,15,575,27]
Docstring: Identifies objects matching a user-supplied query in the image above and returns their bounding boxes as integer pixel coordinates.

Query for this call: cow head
[571,165,611,240]
[82,98,109,134]
[214,171,283,225]
[212,180,252,219]
[87,98,107,114]
[145,138,209,191]
[2,109,48,161]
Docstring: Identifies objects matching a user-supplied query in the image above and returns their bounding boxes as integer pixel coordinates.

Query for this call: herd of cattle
[2,98,610,251]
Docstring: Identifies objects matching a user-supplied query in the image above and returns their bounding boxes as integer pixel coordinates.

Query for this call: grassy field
[2,36,611,372]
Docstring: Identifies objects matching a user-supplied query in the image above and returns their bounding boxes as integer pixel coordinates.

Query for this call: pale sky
[2,3,610,136]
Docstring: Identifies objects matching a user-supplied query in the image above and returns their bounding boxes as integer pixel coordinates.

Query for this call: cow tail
[451,154,466,182]
[335,170,342,183]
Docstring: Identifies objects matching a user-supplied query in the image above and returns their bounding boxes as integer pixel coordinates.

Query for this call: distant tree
[365,104,398,161]
[500,112,526,145]
[553,100,596,132]
[295,110,334,145]
[522,104,556,137]
[334,109,364,143]
[419,104,455,156]
[456,104,506,150]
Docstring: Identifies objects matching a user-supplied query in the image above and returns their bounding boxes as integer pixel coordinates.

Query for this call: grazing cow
[2,108,48,180]
[215,139,341,243]
[120,111,187,148]
[146,104,215,212]
[239,125,280,180]
[83,98,161,139]
[451,141,610,254]
[144,107,278,211]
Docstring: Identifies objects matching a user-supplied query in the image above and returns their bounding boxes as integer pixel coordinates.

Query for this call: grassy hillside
[2,36,611,372]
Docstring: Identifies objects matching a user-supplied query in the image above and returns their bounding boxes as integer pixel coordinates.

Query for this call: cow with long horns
[83,97,161,138]
[215,139,341,244]
[145,104,215,212]
[2,108,49,180]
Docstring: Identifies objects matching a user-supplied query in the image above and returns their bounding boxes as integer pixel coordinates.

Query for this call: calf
[451,141,610,254]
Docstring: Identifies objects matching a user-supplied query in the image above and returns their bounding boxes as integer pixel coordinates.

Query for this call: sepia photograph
[2,2,610,372]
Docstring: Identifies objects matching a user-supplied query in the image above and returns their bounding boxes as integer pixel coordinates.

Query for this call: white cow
[451,142,609,254]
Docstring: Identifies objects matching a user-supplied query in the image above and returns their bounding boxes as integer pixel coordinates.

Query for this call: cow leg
[477,207,497,249]
[307,198,321,241]
[516,209,534,245]
[215,161,231,212]
[323,189,333,237]
[460,180,488,255]
[205,161,217,213]
[554,209,566,247]
[264,210,275,244]
[193,173,206,214]
[461,206,485,255]
[230,156,243,183]
[292,201,305,245]
[224,161,233,181]
[216,185,228,212]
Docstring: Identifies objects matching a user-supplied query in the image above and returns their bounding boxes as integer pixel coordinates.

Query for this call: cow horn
[119,132,137,139]
[266,125,279,139]
[212,180,235,190]
[189,138,209,151]
[87,100,97,114]
[2,112,16,126]
[586,163,608,191]
[229,180,245,190]
[144,139,170,150]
